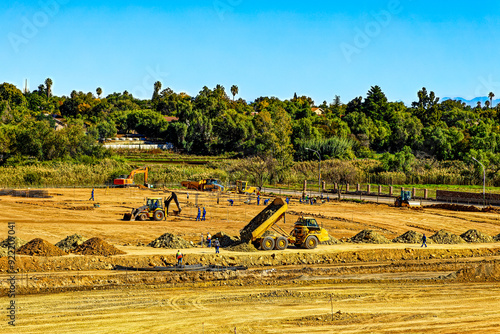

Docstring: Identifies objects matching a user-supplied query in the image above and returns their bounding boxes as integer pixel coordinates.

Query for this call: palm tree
[231,85,239,101]
[485,100,490,109]
[489,92,495,108]
[96,87,102,98]
[45,78,53,100]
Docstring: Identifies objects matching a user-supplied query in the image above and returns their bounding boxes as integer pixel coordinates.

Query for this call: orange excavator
[114,167,149,187]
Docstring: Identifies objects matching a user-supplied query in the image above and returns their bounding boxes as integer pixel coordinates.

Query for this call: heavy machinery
[394,190,420,207]
[228,180,260,194]
[114,167,149,187]
[123,192,181,221]
[240,198,330,250]
[180,179,224,192]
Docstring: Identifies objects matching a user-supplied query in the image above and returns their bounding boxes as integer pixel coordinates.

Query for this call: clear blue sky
[1,0,500,105]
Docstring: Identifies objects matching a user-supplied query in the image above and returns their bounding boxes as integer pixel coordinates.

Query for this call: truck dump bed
[240,198,287,242]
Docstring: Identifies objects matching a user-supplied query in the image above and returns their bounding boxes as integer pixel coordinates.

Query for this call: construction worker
[176,250,183,266]
[187,192,189,199]
[202,207,206,221]
[228,199,234,206]
[421,234,428,247]
[285,197,289,205]
[207,233,212,248]
[257,195,260,205]
[214,238,220,254]
[264,198,269,205]
[196,206,201,221]
[89,188,95,201]
[327,195,330,202]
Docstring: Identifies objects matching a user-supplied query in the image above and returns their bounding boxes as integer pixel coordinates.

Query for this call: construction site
[1,186,500,334]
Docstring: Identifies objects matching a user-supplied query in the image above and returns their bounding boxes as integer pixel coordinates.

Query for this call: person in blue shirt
[257,195,260,205]
[285,197,289,205]
[196,206,201,221]
[202,207,206,221]
[228,199,234,206]
[264,199,269,205]
[421,234,428,247]
[89,188,95,201]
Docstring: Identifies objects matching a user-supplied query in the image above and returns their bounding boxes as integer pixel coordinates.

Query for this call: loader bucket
[123,213,133,221]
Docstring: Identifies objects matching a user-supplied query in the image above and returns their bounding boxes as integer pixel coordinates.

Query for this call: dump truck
[114,167,149,187]
[228,180,260,194]
[123,192,181,221]
[180,179,224,192]
[394,190,420,207]
[240,198,330,250]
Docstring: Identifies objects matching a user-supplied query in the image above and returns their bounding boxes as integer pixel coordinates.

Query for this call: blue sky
[1,0,500,105]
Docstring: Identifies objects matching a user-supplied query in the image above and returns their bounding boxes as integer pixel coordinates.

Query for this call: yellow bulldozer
[228,180,260,194]
[123,192,181,221]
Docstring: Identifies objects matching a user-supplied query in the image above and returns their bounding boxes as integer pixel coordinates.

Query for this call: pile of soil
[349,230,391,244]
[55,234,88,251]
[225,241,259,252]
[240,204,281,242]
[460,229,494,243]
[148,233,193,249]
[494,234,500,241]
[430,230,466,244]
[72,237,125,256]
[212,232,239,247]
[17,238,68,256]
[425,204,482,212]
[321,234,340,245]
[0,236,28,249]
[392,231,431,244]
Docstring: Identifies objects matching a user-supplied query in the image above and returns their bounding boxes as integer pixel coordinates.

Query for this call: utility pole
[472,157,486,205]
[306,147,321,195]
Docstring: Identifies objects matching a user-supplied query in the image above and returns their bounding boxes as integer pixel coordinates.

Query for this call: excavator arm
[164,192,182,217]
[128,167,148,186]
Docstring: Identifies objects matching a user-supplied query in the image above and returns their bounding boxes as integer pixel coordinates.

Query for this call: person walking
[257,195,260,205]
[285,197,289,205]
[207,233,212,248]
[202,207,206,221]
[176,250,183,266]
[214,239,220,254]
[196,206,201,221]
[89,188,95,201]
[421,234,428,247]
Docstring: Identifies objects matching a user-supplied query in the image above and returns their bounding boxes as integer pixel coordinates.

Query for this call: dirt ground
[1,187,500,333]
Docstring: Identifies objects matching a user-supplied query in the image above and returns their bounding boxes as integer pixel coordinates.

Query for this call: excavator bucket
[123,213,133,221]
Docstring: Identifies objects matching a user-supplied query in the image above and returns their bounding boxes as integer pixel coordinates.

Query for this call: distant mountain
[442,96,500,107]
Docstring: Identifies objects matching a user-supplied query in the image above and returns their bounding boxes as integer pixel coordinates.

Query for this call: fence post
[378,185,382,196]
[412,187,416,198]
[424,189,428,200]
[367,184,371,194]
[346,184,350,193]
[356,184,360,193]
[302,180,307,198]
[389,186,393,196]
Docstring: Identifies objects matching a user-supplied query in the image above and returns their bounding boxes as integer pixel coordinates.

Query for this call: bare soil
[1,187,500,333]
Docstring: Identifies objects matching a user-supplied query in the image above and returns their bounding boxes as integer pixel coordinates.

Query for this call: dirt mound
[213,232,239,247]
[55,234,88,251]
[226,241,259,252]
[430,230,466,244]
[392,231,432,244]
[321,234,340,245]
[148,233,193,249]
[460,230,494,243]
[73,237,125,256]
[456,262,500,281]
[425,204,482,212]
[349,230,391,244]
[495,234,500,242]
[0,236,27,249]
[17,238,68,256]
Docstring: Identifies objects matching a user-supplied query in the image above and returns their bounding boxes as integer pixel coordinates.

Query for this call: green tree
[45,78,53,100]
[489,92,495,107]
[96,87,102,98]
[231,85,239,101]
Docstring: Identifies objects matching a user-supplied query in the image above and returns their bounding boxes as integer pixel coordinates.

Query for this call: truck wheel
[138,213,148,221]
[275,237,288,250]
[261,237,275,251]
[304,236,318,249]
[153,210,165,221]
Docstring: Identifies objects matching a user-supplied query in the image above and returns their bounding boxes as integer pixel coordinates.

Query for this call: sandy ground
[1,187,500,333]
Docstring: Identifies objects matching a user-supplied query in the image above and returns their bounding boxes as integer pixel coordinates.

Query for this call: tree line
[1,79,500,180]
